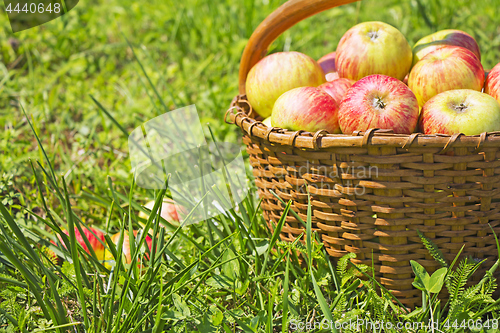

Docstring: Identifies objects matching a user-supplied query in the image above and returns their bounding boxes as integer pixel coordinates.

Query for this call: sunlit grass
[0,0,500,331]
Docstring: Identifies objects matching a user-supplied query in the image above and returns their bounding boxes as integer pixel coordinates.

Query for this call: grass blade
[259,200,291,276]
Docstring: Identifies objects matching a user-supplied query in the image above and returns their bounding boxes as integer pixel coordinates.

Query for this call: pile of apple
[246,21,500,136]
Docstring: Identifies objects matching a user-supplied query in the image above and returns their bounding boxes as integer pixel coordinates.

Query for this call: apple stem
[367,31,379,41]
[373,97,387,110]
[455,103,468,112]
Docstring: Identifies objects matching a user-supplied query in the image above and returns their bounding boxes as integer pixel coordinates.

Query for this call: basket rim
[226,94,500,152]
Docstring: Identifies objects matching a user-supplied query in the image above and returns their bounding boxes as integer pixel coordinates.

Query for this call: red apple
[57,227,106,260]
[271,87,340,133]
[485,62,500,104]
[336,21,412,81]
[408,46,484,107]
[318,78,355,106]
[246,51,326,118]
[419,89,500,135]
[412,29,481,66]
[338,74,419,134]
[110,230,153,265]
[318,51,338,81]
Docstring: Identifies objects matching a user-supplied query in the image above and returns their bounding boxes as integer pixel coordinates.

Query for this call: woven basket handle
[238,0,360,94]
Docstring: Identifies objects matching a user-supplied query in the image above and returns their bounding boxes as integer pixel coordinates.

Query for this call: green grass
[1,0,500,331]
[1,0,499,197]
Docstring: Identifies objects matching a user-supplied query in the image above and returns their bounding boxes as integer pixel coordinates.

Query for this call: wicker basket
[226,0,500,308]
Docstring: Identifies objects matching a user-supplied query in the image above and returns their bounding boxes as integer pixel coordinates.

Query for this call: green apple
[245,51,326,118]
[262,117,272,127]
[419,89,500,135]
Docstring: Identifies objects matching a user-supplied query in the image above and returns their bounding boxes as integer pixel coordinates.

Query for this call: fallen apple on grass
[318,51,339,81]
[419,89,500,135]
[318,78,355,106]
[485,62,500,104]
[56,227,106,260]
[43,242,62,265]
[245,51,326,118]
[271,86,340,133]
[109,230,153,265]
[338,74,419,134]
[408,46,484,107]
[412,29,481,66]
[139,199,184,227]
[336,21,412,81]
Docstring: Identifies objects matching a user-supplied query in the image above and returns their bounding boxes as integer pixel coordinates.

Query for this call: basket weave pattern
[227,95,500,307]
